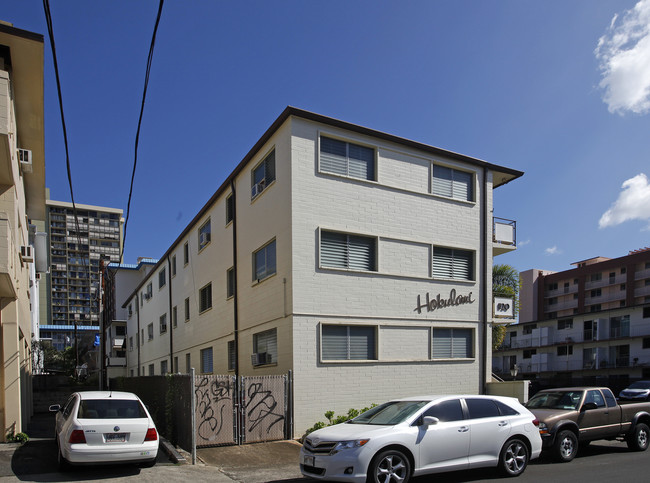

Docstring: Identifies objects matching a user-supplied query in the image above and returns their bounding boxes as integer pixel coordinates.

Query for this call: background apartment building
[494,248,650,390]
[121,107,522,434]
[41,200,123,364]
[0,22,46,439]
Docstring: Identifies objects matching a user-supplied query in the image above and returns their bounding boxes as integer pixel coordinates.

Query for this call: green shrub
[301,404,377,441]
[6,431,29,444]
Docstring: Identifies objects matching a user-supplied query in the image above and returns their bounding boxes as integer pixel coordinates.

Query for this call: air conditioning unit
[251,352,271,366]
[144,293,151,300]
[251,179,266,198]
[18,148,33,173]
[199,231,211,247]
[20,245,34,263]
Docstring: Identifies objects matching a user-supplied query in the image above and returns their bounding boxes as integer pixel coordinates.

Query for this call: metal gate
[194,373,290,448]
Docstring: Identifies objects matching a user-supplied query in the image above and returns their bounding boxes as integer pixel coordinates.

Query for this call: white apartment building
[494,248,650,387]
[0,22,46,438]
[122,107,522,434]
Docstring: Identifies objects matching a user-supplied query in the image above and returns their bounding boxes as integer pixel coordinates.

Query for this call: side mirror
[422,416,440,426]
[581,402,598,412]
[49,404,61,412]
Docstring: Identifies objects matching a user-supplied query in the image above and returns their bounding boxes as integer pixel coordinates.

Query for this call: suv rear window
[78,399,147,419]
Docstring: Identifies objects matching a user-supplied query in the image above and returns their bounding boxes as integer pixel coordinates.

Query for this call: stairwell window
[321,324,377,361]
[320,230,376,272]
[432,328,473,359]
[253,239,276,282]
[432,247,474,281]
[320,136,375,181]
[199,219,211,251]
[251,150,275,199]
[432,165,474,201]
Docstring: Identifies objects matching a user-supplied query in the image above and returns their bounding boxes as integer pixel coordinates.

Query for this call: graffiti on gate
[245,382,285,434]
[195,376,234,442]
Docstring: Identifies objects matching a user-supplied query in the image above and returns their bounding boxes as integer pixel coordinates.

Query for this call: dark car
[619,381,650,401]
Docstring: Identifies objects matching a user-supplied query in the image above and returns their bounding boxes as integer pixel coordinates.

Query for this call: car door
[578,389,614,440]
[465,398,512,466]
[416,398,470,472]
[56,395,77,444]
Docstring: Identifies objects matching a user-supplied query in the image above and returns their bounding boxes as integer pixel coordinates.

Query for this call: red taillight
[69,429,86,444]
[144,428,158,442]
[532,418,540,427]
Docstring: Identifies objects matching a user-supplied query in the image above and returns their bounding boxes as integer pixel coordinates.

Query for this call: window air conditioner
[251,179,266,198]
[199,231,211,247]
[20,245,34,263]
[251,352,271,366]
[18,148,33,173]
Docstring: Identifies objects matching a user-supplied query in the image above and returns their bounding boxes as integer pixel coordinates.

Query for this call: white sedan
[300,395,541,482]
[49,391,159,469]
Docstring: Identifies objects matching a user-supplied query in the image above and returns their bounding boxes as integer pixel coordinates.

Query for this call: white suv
[300,395,541,482]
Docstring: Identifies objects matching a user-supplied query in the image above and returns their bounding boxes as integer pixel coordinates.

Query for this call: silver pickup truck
[525,387,650,462]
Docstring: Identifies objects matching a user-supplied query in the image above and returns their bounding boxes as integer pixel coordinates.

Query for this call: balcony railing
[493,218,516,255]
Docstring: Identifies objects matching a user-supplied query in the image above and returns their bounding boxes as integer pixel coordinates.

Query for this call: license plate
[303,455,315,466]
[105,433,126,443]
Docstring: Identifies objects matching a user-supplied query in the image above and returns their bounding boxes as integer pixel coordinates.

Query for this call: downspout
[167,256,174,372]
[481,167,489,394]
[230,180,240,421]
[136,293,141,376]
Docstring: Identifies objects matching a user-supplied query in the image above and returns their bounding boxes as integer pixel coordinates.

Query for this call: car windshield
[78,399,147,419]
[348,401,428,425]
[627,381,650,390]
[525,391,582,410]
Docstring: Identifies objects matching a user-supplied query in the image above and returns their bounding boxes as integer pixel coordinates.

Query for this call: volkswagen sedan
[49,391,158,469]
[300,395,541,482]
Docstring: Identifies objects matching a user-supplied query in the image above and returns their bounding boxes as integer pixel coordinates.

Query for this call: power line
[121,0,165,263]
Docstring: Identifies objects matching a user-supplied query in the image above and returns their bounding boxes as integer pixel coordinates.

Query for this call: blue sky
[4,0,650,275]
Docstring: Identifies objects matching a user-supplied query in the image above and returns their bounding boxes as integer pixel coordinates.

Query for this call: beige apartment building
[0,22,46,439]
[122,107,522,434]
[494,248,650,389]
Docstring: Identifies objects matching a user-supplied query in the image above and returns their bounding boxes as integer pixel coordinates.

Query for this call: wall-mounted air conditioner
[18,148,33,173]
[20,245,34,263]
[251,352,271,366]
[251,179,266,198]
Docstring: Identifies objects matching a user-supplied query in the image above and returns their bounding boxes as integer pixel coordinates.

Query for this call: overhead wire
[121,0,165,263]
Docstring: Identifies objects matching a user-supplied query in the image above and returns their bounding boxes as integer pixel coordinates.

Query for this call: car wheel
[498,438,529,477]
[553,430,578,462]
[367,449,411,483]
[627,423,650,451]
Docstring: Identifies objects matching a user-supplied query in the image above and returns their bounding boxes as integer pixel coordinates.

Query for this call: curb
[159,437,187,465]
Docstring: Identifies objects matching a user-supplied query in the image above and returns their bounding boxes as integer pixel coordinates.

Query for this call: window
[147,323,154,341]
[320,231,376,271]
[129,337,133,351]
[523,349,536,359]
[226,194,234,224]
[199,219,211,251]
[199,283,212,313]
[644,307,650,318]
[173,357,178,373]
[643,337,650,349]
[184,297,190,322]
[610,315,630,338]
[161,360,168,375]
[322,325,377,361]
[228,340,236,371]
[432,165,473,201]
[432,328,473,359]
[320,136,375,181]
[466,399,500,419]
[590,288,602,298]
[200,347,213,374]
[185,353,191,373]
[253,328,278,365]
[253,239,277,281]
[128,304,133,318]
[172,305,178,328]
[557,345,573,356]
[159,267,166,288]
[183,242,189,265]
[251,150,276,198]
[159,313,167,334]
[584,389,605,408]
[227,267,235,298]
[422,399,464,422]
[523,324,536,335]
[148,364,154,376]
[432,247,473,280]
[590,273,602,282]
[171,255,177,277]
[547,282,558,291]
[558,318,573,330]
[146,282,153,299]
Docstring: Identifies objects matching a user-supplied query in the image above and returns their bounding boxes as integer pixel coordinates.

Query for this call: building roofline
[122,106,524,305]
[0,22,44,43]
[47,199,124,215]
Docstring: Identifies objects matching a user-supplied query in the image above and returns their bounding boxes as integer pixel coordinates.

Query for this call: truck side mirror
[581,402,598,411]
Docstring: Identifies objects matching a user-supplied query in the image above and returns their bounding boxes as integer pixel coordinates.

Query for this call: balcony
[0,218,18,298]
[493,217,516,256]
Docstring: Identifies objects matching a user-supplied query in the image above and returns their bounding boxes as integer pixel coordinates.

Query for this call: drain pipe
[167,256,174,371]
[230,179,241,443]
[136,293,141,376]
[481,167,489,394]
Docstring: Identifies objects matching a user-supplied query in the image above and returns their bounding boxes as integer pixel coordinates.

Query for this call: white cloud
[599,173,650,229]
[595,0,650,115]
[545,246,561,255]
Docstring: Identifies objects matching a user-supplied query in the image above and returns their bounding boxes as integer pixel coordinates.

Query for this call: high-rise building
[41,200,123,359]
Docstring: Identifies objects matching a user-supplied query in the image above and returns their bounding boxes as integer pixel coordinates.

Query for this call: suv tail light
[532,418,540,427]
[69,429,86,444]
[144,428,158,442]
